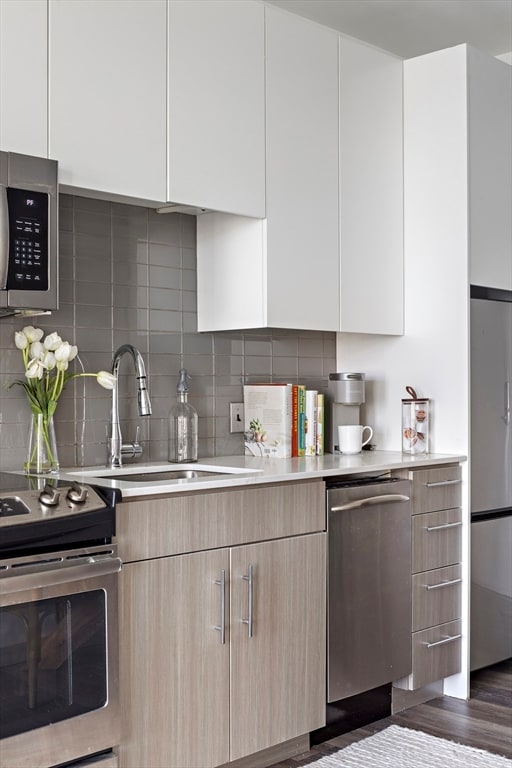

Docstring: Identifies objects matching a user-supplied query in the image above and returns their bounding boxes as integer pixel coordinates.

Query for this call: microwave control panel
[6,188,49,291]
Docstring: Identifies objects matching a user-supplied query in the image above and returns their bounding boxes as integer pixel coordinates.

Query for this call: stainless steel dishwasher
[327,476,412,702]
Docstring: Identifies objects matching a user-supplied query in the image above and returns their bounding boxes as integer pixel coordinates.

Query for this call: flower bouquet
[10,325,115,474]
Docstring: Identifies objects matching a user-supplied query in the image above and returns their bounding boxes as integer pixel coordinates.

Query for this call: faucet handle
[120,426,144,459]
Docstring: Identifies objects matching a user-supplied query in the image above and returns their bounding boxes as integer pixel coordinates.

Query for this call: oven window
[0,590,107,739]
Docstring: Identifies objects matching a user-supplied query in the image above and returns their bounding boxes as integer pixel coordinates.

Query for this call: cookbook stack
[243,383,324,458]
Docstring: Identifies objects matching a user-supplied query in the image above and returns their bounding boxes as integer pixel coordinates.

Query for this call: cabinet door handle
[241,564,254,638]
[504,381,511,426]
[213,569,226,645]
[426,578,462,591]
[426,633,462,649]
[426,521,462,532]
[424,479,462,488]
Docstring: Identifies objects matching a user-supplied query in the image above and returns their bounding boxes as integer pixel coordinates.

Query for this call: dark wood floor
[269,659,512,766]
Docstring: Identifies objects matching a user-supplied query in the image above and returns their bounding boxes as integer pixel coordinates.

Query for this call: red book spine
[297,385,306,456]
[291,384,299,457]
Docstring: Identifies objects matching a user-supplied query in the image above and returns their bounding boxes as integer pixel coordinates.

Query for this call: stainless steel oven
[0,473,121,768]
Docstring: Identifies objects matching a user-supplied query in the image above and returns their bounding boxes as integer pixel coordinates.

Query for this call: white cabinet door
[339,36,404,335]
[0,0,47,157]
[265,6,339,331]
[468,48,512,291]
[197,7,340,332]
[168,0,265,217]
[197,212,267,331]
[49,0,167,202]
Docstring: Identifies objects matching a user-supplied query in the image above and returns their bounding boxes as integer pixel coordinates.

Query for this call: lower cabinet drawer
[412,507,462,573]
[410,466,462,514]
[410,619,462,689]
[412,564,462,632]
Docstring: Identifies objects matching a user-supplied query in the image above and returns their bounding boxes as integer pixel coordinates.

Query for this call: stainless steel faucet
[108,344,152,468]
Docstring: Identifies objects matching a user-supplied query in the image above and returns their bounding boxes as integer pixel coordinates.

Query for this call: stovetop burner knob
[39,484,61,507]
[66,481,89,504]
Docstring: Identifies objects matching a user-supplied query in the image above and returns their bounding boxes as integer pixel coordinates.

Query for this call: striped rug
[305,725,511,767]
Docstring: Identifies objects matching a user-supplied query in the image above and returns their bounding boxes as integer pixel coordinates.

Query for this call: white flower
[23,326,44,343]
[29,341,44,360]
[97,371,115,390]
[41,351,56,370]
[14,331,29,350]
[55,341,75,363]
[12,329,114,424]
[26,358,45,379]
[44,332,62,351]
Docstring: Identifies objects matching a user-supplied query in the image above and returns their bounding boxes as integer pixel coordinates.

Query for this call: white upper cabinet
[168,0,265,217]
[0,0,48,157]
[339,36,404,335]
[265,7,339,330]
[197,213,268,331]
[197,6,339,332]
[48,0,167,203]
[404,45,511,293]
[468,48,512,291]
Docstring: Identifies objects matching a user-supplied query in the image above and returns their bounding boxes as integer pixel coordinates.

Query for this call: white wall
[337,46,470,457]
[336,45,471,700]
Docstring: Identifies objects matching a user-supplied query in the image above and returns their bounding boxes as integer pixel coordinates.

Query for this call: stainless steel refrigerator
[470,286,512,671]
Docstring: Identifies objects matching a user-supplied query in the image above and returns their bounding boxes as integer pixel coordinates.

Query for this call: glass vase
[25,413,60,475]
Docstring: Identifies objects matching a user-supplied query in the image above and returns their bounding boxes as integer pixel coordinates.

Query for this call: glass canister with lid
[402,386,429,454]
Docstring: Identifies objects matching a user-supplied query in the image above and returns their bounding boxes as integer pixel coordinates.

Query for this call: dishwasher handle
[330,493,410,512]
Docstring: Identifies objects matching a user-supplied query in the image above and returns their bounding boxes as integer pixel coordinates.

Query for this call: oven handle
[0,555,122,595]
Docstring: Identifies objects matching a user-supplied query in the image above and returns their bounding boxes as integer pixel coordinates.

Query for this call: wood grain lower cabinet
[229,535,325,761]
[119,548,230,768]
[412,564,462,632]
[395,465,463,691]
[117,481,326,768]
[409,619,462,690]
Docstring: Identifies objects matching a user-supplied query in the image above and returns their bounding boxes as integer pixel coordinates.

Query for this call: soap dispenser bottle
[169,368,198,463]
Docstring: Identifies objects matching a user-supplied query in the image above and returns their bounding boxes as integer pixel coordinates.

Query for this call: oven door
[0,546,121,768]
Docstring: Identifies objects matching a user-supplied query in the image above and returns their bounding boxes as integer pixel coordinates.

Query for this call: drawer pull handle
[424,479,462,488]
[426,521,462,532]
[213,569,226,645]
[426,578,462,591]
[426,633,462,649]
[241,564,254,638]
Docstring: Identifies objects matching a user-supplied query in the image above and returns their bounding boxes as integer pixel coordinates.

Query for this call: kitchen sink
[94,468,234,483]
[64,463,262,484]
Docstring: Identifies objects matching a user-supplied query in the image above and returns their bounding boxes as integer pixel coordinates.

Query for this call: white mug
[337,424,373,454]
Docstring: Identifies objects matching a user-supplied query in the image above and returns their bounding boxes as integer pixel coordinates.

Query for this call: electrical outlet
[230,403,244,433]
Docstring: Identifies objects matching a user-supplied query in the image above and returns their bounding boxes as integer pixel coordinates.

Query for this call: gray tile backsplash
[0,195,335,471]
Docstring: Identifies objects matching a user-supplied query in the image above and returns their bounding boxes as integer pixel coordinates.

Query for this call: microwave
[0,151,58,318]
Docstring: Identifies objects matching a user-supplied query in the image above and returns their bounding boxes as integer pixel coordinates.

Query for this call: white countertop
[58,450,467,499]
